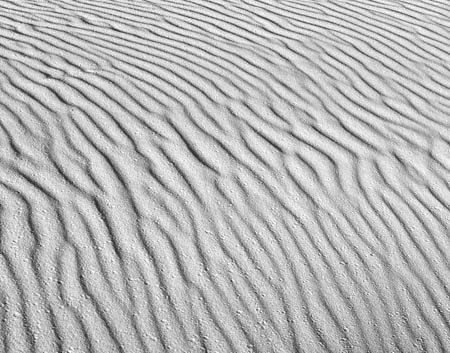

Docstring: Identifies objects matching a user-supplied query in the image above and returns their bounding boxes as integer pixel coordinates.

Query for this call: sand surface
[1,0,450,352]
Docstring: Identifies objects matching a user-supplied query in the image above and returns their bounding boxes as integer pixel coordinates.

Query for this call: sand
[1,0,450,352]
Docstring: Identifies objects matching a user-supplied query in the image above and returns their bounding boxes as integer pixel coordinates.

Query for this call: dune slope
[1,0,450,352]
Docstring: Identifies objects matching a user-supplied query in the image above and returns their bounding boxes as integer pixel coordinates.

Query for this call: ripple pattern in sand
[1,1,450,352]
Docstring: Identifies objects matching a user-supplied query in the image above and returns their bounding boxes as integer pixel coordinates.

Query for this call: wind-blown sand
[1,0,450,352]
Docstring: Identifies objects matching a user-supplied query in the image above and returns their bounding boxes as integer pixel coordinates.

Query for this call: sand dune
[1,0,450,352]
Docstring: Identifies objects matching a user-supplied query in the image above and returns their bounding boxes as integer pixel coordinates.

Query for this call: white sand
[1,0,450,352]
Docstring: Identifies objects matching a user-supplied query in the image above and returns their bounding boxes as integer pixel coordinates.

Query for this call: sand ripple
[1,0,450,352]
